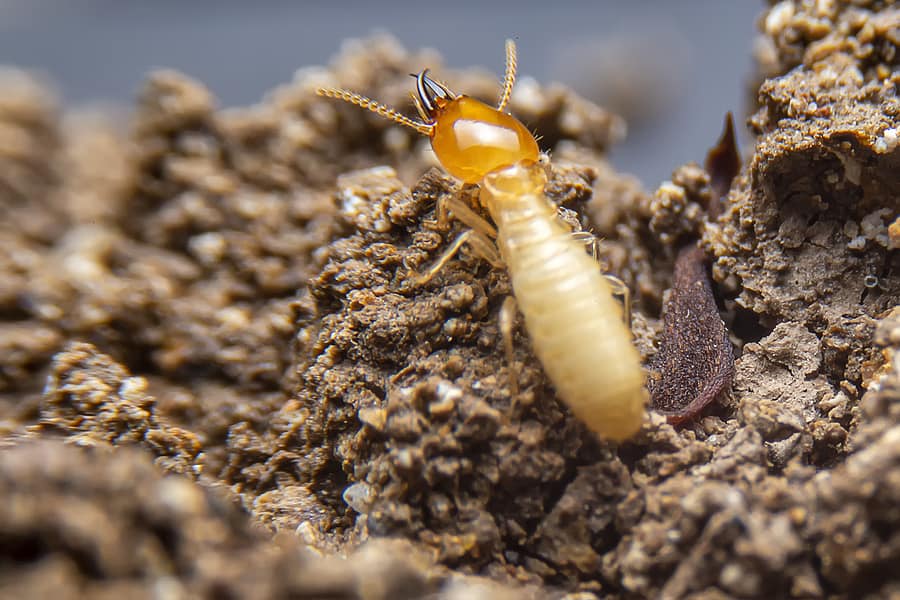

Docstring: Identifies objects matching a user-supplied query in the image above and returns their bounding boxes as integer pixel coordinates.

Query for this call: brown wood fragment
[649,244,734,423]
[649,114,739,424]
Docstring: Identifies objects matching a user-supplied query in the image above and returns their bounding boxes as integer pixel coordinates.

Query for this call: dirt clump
[0,439,464,600]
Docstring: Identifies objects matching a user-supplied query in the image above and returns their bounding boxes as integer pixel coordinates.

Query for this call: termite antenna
[316,87,434,136]
[496,39,517,112]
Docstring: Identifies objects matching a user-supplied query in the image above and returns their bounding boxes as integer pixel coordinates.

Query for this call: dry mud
[1,2,898,598]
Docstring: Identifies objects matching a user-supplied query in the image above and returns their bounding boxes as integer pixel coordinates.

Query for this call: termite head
[316,40,541,184]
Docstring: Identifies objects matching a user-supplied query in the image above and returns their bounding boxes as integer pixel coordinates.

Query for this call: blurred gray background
[0,0,762,188]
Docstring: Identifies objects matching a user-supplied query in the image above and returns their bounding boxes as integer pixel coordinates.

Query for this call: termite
[317,40,646,441]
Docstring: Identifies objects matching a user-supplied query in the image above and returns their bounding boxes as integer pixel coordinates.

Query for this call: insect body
[318,40,646,440]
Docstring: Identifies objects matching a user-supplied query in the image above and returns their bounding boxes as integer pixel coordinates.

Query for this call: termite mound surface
[1,5,899,597]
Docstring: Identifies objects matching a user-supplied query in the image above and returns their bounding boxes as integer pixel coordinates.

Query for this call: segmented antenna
[316,88,434,136]
[496,39,518,112]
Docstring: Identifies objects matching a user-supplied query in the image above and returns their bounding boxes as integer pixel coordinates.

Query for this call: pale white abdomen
[482,163,646,441]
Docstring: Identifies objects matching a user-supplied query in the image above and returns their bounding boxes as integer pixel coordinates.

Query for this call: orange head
[317,39,540,184]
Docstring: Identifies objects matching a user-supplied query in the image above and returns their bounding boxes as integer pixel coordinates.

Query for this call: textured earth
[1,1,898,598]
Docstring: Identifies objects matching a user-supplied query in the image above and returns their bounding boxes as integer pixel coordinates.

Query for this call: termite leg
[499,295,520,398]
[414,188,502,285]
[428,191,452,229]
[444,192,497,239]
[570,231,599,261]
[413,228,503,285]
[426,185,495,235]
[555,206,580,231]
[604,274,633,329]
[559,212,632,326]
[556,206,600,260]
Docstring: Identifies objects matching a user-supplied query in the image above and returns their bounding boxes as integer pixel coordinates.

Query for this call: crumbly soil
[1,2,898,598]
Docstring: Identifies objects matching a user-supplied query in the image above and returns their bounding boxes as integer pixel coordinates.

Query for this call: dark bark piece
[648,114,739,424]
[649,244,734,424]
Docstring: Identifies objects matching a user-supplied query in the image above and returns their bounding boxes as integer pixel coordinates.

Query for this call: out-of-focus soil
[1,2,898,598]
